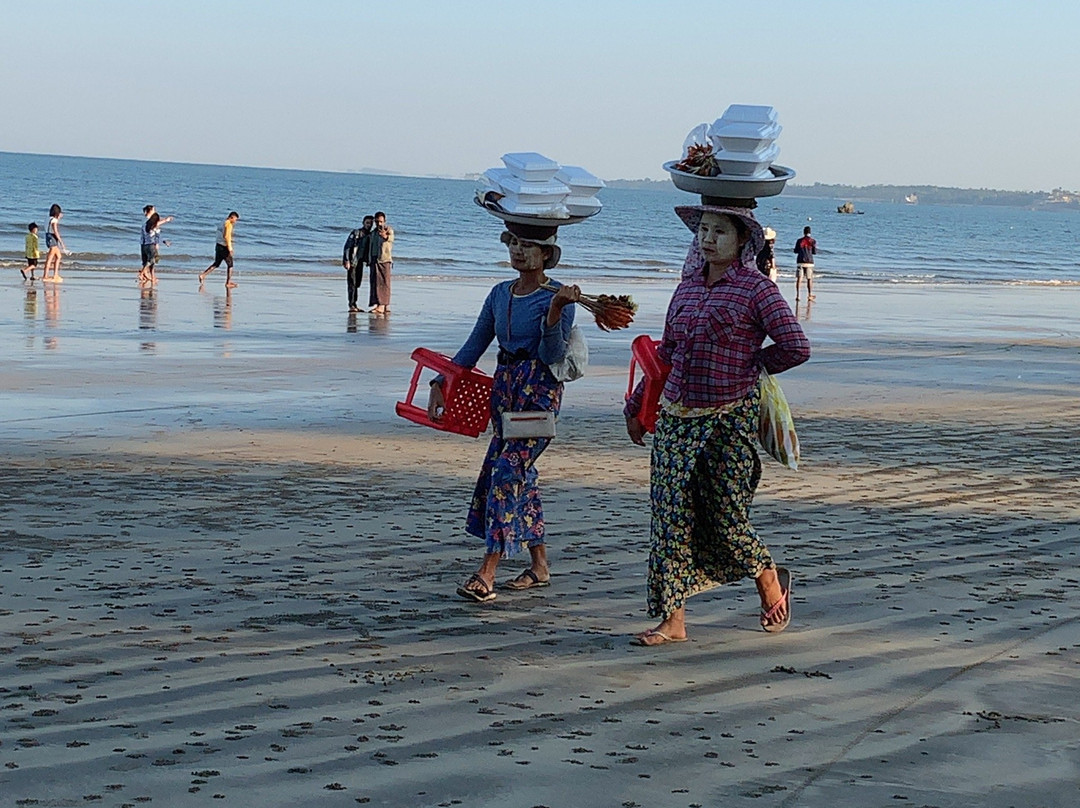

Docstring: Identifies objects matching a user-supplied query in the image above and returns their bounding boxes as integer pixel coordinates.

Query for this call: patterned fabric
[646,387,774,619]
[466,358,563,557]
[625,237,809,417]
[659,393,734,420]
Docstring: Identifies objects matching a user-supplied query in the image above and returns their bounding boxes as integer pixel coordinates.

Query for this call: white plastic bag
[549,325,588,382]
[681,123,711,160]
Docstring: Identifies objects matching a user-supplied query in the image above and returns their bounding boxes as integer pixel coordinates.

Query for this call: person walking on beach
[23,223,40,280]
[140,205,173,283]
[624,205,809,646]
[342,215,374,312]
[199,211,240,288]
[42,204,67,283]
[428,221,580,603]
[141,212,171,285]
[369,211,393,313]
[794,225,816,300]
[757,226,778,282]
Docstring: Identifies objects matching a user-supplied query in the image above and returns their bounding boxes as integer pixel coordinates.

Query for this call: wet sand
[2,272,1079,807]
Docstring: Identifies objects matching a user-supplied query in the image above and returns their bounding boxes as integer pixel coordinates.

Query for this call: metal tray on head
[474,196,599,227]
[663,162,796,200]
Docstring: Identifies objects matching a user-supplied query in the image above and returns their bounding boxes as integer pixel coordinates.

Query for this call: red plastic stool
[626,335,671,434]
[396,347,494,438]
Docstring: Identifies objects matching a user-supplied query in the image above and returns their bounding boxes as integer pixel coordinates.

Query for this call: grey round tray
[663,162,796,199]
[474,196,599,227]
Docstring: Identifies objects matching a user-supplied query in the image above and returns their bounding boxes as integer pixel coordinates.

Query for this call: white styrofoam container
[501,152,561,182]
[555,166,605,197]
[483,167,514,188]
[715,143,780,177]
[496,197,569,216]
[497,174,570,204]
[565,196,603,216]
[709,120,782,154]
[720,104,778,125]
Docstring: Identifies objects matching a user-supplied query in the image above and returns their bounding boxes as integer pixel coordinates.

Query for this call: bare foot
[807,295,816,301]
[225,282,238,289]
[198,271,208,283]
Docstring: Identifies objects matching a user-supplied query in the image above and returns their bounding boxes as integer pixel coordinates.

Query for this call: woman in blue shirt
[428,222,580,603]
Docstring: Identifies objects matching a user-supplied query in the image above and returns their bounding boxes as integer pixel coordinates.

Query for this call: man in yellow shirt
[199,211,240,287]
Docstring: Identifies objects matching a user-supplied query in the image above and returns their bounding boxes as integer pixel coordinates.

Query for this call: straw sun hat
[674,204,765,266]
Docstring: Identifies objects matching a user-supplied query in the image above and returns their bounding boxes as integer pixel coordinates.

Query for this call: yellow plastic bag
[758,370,800,470]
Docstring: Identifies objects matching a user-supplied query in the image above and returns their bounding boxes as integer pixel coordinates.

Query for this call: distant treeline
[605,178,1076,208]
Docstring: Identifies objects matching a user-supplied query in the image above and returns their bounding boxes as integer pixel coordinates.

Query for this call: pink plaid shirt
[626,252,809,416]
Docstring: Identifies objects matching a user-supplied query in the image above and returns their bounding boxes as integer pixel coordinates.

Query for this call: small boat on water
[905,193,918,204]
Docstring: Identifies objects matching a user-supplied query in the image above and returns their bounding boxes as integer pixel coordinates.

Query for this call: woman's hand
[546,284,580,327]
[626,415,646,446]
[427,383,446,421]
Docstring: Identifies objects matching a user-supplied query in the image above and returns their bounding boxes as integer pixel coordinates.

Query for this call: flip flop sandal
[456,574,497,603]
[630,629,688,647]
[761,567,792,633]
[503,569,550,590]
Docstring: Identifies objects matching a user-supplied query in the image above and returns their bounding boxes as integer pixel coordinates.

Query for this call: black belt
[497,348,533,365]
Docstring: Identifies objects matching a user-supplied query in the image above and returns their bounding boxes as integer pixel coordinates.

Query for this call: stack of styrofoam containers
[707,105,781,177]
[555,166,604,216]
[486,152,570,216]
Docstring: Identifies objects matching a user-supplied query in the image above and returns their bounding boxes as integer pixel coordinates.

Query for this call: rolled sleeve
[756,287,810,373]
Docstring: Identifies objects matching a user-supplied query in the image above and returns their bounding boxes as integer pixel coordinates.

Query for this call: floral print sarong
[466,359,562,557]
[647,386,775,619]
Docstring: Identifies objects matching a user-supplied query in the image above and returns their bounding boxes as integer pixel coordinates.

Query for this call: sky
[2,0,1078,192]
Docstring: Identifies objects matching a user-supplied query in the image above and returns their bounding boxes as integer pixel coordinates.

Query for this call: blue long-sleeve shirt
[451,279,574,369]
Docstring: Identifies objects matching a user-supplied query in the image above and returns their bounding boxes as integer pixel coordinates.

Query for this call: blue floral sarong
[465,359,562,557]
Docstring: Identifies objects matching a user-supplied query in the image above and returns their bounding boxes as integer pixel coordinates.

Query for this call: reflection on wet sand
[367,311,389,335]
[44,284,60,349]
[212,287,232,330]
[139,286,158,352]
[347,312,358,333]
[24,286,38,349]
[795,298,812,322]
[24,287,38,320]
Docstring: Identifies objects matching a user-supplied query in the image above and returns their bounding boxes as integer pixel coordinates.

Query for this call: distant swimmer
[199,211,240,288]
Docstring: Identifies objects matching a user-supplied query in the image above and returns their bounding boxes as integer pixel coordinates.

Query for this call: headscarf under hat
[501,221,562,270]
[673,202,768,267]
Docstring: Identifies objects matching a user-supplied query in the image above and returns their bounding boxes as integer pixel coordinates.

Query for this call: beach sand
[2,272,1079,807]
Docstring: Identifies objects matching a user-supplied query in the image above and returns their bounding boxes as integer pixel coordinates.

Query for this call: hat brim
[675,205,765,265]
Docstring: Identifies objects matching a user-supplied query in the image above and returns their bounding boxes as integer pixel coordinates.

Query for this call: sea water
[2,151,1078,285]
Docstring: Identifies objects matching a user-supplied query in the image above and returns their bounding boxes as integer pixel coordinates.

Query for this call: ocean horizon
[3,151,1079,287]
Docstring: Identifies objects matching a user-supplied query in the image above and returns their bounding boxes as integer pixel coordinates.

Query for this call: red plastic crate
[396,347,494,438]
[626,335,670,434]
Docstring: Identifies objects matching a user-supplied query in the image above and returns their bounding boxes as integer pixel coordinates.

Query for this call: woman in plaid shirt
[625,205,809,646]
